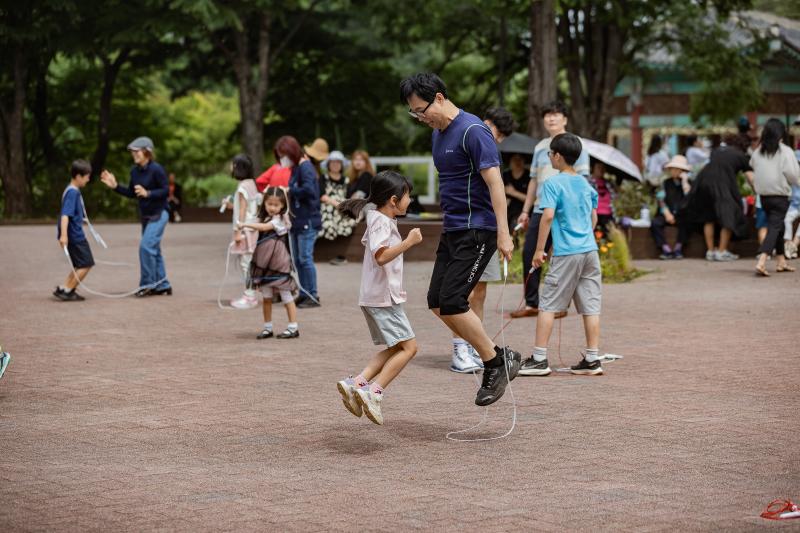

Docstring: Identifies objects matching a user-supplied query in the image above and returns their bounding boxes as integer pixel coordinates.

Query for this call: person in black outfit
[502,153,529,238]
[651,155,692,259]
[686,134,753,261]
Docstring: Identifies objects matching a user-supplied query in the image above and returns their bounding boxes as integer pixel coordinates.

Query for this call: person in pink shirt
[590,161,615,237]
[334,171,423,425]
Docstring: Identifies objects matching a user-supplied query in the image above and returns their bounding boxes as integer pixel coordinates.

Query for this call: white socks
[585,348,599,362]
[533,346,548,362]
[263,321,273,332]
[287,322,298,332]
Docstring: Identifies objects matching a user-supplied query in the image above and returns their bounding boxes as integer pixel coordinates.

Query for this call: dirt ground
[1,222,798,531]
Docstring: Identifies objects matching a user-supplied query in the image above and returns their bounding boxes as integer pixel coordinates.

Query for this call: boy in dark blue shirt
[519,133,604,377]
[54,160,94,301]
[400,72,522,407]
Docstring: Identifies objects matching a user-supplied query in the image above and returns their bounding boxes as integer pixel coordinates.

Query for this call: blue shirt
[432,110,501,232]
[114,161,169,220]
[58,186,87,242]
[530,137,590,214]
[539,172,598,256]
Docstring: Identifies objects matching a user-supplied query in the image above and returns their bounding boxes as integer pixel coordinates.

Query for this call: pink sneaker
[231,292,258,309]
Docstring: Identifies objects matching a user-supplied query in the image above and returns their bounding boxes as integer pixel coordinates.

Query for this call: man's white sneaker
[450,343,482,373]
[355,388,384,425]
[716,250,739,261]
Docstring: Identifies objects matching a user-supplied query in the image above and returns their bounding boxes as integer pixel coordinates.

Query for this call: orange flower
[607,242,615,248]
[595,231,603,239]
[600,246,609,253]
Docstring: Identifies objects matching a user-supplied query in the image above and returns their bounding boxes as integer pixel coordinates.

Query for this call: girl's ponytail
[338,198,370,220]
[338,170,412,220]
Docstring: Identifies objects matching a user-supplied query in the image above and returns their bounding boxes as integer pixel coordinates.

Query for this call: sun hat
[664,154,691,172]
[127,136,154,152]
[304,138,330,161]
[321,150,350,170]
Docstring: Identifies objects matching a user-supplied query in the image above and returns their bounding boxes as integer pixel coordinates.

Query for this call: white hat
[321,150,350,170]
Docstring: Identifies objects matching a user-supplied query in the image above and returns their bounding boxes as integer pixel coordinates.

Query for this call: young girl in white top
[229,154,262,309]
[238,187,299,338]
[335,171,423,425]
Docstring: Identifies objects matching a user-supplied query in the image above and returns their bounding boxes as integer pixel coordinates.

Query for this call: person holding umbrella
[512,101,589,319]
[100,136,172,297]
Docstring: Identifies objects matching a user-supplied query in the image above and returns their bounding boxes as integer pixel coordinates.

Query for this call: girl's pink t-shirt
[595,177,613,216]
[359,207,406,307]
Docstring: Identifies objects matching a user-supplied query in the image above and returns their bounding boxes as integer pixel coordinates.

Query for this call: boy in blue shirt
[54,160,94,302]
[518,133,604,376]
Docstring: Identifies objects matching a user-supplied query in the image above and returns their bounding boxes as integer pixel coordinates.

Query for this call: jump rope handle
[219,195,232,214]
[503,257,508,279]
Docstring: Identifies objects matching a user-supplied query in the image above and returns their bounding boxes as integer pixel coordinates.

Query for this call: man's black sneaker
[570,357,603,375]
[60,289,85,301]
[518,356,551,376]
[297,298,320,309]
[475,347,521,406]
[53,287,68,300]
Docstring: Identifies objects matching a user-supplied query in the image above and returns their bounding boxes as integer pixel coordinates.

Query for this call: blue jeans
[290,225,318,298]
[140,210,170,290]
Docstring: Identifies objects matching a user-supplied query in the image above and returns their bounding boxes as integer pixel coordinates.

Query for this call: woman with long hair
[644,134,670,186]
[347,150,376,199]
[750,118,800,276]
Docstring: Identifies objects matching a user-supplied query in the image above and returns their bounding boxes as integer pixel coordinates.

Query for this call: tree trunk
[33,69,61,173]
[231,14,270,172]
[91,49,131,177]
[526,0,558,139]
[0,46,32,218]
[497,12,507,107]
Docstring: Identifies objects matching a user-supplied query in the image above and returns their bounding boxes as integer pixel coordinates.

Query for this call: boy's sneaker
[518,356,551,376]
[716,250,738,261]
[475,347,521,406]
[570,356,603,376]
[705,250,718,261]
[57,289,84,301]
[355,388,383,425]
[672,250,684,259]
[450,343,482,373]
[336,377,362,418]
[467,346,485,370]
[0,350,10,381]
[231,293,258,309]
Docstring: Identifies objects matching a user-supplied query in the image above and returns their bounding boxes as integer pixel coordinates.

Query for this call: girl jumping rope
[335,171,422,425]
[238,187,299,339]
[229,154,262,309]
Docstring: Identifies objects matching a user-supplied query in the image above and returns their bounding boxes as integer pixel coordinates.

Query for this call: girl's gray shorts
[361,304,415,347]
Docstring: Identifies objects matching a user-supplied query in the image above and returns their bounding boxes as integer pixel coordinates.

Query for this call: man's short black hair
[550,133,582,165]
[399,73,447,104]
[540,100,569,118]
[71,159,92,178]
[484,107,517,137]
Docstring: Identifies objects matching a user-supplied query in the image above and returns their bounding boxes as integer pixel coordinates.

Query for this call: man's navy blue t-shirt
[432,110,501,232]
[58,186,87,242]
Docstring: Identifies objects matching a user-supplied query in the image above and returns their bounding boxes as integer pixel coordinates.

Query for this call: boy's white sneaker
[355,388,384,425]
[336,377,362,418]
[450,343,482,373]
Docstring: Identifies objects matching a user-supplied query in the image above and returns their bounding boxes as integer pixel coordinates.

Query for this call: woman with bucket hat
[100,136,173,296]
[650,155,692,259]
[319,150,356,265]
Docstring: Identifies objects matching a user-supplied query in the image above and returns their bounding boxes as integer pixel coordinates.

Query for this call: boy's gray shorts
[361,304,415,347]
[479,250,501,282]
[539,251,602,315]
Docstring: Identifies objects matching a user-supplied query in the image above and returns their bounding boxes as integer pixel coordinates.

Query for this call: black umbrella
[498,132,537,155]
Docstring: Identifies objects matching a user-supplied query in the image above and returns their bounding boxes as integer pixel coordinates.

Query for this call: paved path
[1,223,798,531]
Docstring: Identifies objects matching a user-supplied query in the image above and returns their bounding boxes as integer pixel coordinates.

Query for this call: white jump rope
[60,189,169,298]
[446,257,517,443]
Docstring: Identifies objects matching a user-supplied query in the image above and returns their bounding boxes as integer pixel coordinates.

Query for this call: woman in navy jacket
[276,136,322,307]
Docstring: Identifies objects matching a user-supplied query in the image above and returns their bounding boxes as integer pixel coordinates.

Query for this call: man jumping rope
[400,73,521,406]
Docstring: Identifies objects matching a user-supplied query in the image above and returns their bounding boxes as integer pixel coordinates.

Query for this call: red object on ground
[256,164,291,191]
[760,499,800,520]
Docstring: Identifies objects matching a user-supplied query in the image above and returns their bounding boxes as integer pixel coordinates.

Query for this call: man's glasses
[408,100,434,119]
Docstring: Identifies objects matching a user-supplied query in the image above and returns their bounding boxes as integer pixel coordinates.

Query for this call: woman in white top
[750,118,800,276]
